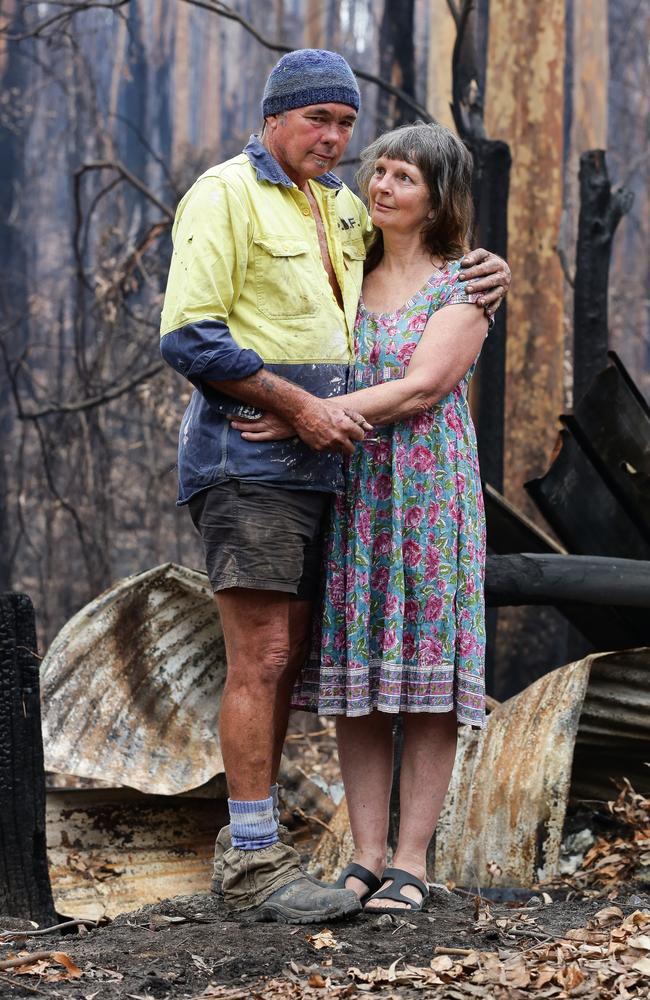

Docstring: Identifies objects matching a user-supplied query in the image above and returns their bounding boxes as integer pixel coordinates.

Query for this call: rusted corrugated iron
[47,786,226,920]
[311,648,650,887]
[433,660,590,887]
[41,563,226,796]
[435,647,650,887]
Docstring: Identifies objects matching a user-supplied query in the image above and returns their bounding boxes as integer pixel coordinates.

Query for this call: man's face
[264,103,357,186]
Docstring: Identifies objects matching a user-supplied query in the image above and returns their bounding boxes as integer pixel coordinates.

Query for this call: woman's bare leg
[368,710,457,909]
[335,712,394,897]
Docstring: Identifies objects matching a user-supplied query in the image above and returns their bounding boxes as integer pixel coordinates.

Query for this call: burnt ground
[2,884,649,999]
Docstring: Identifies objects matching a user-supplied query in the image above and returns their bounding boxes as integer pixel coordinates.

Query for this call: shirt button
[301,207,310,216]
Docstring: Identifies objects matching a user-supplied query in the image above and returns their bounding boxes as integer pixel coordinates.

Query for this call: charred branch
[486,552,650,610]
[573,150,633,405]
[449,0,486,142]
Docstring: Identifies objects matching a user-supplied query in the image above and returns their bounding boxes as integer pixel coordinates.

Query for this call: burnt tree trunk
[468,138,511,492]
[0,594,56,924]
[573,150,633,405]
[448,0,512,694]
[377,0,416,128]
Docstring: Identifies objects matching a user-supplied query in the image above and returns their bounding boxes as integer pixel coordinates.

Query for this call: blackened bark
[468,139,511,492]
[573,150,633,405]
[448,2,510,491]
[377,0,416,128]
[0,594,56,924]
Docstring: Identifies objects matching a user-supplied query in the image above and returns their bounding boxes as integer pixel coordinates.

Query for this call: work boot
[222,841,361,924]
[210,823,294,895]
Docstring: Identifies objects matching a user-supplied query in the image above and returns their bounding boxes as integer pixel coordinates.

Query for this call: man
[160,49,510,924]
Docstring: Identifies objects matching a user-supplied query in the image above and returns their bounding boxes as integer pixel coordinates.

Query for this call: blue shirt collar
[243,135,342,190]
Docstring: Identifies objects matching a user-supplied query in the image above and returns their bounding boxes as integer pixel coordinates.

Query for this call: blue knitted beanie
[262,49,360,118]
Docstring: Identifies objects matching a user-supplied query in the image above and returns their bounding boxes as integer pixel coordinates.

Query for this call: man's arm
[460,248,511,316]
[160,176,369,454]
[210,368,370,455]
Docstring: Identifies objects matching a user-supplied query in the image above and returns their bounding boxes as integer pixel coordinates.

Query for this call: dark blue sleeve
[160,319,264,417]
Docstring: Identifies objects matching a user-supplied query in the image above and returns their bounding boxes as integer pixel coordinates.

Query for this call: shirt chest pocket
[253,236,319,319]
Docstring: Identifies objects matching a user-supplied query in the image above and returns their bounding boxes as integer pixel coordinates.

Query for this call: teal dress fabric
[292,260,486,728]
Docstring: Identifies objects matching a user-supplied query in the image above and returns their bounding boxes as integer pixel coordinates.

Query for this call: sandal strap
[334,863,382,894]
[366,867,429,909]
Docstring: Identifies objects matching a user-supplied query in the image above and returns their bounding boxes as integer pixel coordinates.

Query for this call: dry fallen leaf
[307,928,339,951]
[628,934,650,951]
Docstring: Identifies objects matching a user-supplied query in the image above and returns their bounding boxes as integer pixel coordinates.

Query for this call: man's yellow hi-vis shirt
[160,135,371,504]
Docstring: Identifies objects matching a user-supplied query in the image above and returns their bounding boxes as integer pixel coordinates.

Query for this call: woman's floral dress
[293,260,486,728]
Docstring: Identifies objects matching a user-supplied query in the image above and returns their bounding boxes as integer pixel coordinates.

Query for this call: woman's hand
[461,248,511,317]
[230,412,295,441]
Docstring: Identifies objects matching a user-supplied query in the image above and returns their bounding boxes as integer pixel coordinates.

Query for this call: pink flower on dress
[345,601,357,625]
[425,544,441,578]
[370,438,391,463]
[411,411,434,434]
[409,445,434,473]
[465,576,476,596]
[369,341,380,365]
[402,630,416,661]
[424,594,443,622]
[373,530,392,556]
[355,569,369,589]
[405,505,424,528]
[329,571,345,611]
[403,539,422,567]
[428,501,440,524]
[333,626,346,650]
[373,473,392,500]
[384,592,400,616]
[404,598,419,623]
[444,403,464,435]
[371,565,390,593]
[458,630,477,655]
[396,342,417,364]
[383,627,397,650]
[395,444,407,477]
[448,495,460,521]
[357,508,371,545]
[455,472,466,494]
[407,312,428,333]
[420,634,443,663]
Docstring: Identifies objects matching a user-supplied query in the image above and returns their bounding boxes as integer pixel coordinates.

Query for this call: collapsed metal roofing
[41,563,226,795]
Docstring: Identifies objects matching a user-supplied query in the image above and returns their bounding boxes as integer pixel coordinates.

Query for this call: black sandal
[363,867,429,913]
[334,863,382,904]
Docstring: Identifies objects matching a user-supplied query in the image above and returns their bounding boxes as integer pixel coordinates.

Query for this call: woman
[244,122,488,912]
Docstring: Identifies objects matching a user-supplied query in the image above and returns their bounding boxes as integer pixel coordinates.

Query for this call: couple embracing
[160,48,509,923]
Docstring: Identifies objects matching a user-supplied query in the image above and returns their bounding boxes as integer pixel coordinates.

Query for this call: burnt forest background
[0,0,648,699]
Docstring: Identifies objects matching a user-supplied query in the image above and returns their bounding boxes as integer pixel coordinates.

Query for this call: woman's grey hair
[356,122,474,271]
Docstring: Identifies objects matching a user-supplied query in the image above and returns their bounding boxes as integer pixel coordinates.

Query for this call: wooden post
[0,594,56,924]
[573,151,633,404]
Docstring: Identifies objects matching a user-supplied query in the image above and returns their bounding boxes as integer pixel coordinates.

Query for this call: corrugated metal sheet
[47,787,226,920]
[571,647,650,801]
[434,647,650,887]
[433,660,590,887]
[41,563,226,795]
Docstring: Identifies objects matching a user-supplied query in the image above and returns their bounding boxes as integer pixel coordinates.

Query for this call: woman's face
[367,156,432,234]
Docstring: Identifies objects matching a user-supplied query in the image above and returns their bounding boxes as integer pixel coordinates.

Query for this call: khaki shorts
[188,480,330,600]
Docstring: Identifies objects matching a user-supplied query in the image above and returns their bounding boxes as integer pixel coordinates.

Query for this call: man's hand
[461,248,511,317]
[232,398,372,455]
